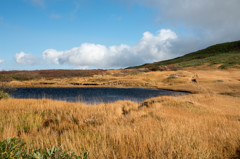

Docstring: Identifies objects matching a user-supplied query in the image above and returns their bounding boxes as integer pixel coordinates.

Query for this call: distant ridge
[128,40,240,69]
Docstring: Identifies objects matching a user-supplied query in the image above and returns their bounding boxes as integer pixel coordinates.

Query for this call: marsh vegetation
[0,93,240,158]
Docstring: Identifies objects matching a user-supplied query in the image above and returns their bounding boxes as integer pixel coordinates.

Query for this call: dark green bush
[0,138,89,159]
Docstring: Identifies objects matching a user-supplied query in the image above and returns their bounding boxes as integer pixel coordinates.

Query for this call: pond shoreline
[10,87,190,104]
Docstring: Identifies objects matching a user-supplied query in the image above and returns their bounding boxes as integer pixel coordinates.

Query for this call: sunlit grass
[0,93,240,158]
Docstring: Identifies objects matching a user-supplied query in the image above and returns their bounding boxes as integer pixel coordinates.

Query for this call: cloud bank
[42,29,177,68]
[16,29,178,68]
[134,0,240,43]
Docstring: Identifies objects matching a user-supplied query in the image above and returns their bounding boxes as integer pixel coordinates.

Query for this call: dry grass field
[7,68,240,96]
[1,67,240,158]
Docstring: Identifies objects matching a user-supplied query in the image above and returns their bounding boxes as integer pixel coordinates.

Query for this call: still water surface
[11,87,189,104]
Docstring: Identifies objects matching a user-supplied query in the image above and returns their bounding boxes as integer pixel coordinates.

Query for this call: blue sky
[0,0,240,70]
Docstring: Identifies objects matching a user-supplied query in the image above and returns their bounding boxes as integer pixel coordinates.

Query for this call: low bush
[0,91,9,99]
[0,138,89,159]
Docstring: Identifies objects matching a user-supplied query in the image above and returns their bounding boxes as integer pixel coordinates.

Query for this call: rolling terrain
[0,41,240,158]
[129,40,240,70]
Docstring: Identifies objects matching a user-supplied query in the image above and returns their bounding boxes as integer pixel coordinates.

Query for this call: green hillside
[129,41,240,69]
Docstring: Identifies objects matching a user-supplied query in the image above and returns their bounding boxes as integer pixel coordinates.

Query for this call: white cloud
[42,49,63,64]
[131,0,240,43]
[0,59,4,64]
[15,52,38,65]
[114,0,240,59]
[42,29,177,68]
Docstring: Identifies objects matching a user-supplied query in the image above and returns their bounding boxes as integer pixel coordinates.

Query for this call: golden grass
[1,68,240,158]
[7,68,240,96]
[0,93,240,159]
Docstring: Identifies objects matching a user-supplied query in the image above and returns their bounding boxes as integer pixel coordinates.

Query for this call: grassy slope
[129,40,240,69]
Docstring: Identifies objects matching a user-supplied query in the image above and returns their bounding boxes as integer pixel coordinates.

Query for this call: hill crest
[128,40,240,70]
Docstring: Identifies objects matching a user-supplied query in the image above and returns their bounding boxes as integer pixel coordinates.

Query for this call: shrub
[0,138,89,159]
[0,91,9,100]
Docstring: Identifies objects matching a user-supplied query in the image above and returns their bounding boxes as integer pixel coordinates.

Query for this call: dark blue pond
[11,87,189,104]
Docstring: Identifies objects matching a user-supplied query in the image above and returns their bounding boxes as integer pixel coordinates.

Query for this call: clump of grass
[0,137,88,159]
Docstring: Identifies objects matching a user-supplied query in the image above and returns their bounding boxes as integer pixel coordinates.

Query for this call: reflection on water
[11,87,189,104]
